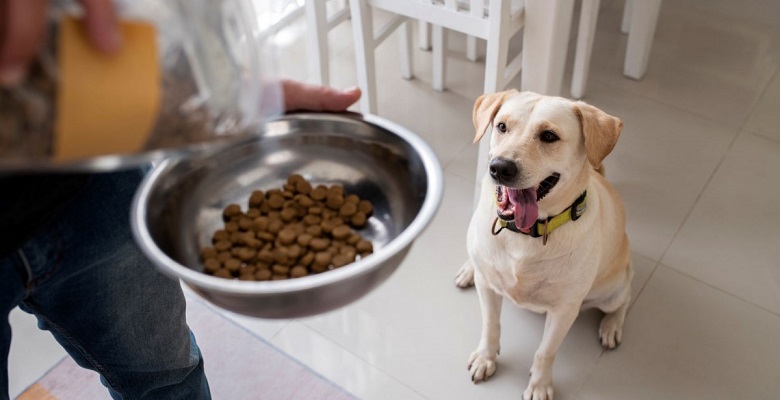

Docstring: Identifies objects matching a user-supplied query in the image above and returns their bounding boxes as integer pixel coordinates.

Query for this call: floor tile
[7,309,66,398]
[662,131,780,314]
[588,0,780,127]
[271,322,427,400]
[744,67,780,142]
[575,265,780,400]
[183,284,290,340]
[580,83,739,261]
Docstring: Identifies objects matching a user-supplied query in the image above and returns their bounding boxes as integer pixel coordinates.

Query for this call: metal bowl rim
[130,112,443,296]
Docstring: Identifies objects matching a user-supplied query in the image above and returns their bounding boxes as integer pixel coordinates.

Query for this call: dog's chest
[474,236,575,309]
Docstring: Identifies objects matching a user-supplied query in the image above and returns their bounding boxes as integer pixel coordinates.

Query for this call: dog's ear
[574,102,623,169]
[472,89,518,143]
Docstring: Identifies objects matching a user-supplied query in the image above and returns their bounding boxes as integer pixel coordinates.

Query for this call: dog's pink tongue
[507,187,538,231]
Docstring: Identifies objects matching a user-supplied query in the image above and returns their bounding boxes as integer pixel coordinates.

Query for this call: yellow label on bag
[54,17,160,161]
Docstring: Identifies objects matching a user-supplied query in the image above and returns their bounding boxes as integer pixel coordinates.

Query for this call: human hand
[282,79,361,112]
[0,0,122,86]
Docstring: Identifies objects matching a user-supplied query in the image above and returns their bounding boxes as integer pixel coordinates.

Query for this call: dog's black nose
[489,158,519,182]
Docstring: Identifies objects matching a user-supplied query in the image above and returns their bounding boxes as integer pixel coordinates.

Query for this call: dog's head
[473,90,622,232]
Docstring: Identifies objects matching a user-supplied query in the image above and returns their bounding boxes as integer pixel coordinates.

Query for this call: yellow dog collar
[492,191,587,245]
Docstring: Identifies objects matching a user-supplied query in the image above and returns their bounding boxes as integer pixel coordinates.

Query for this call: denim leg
[11,169,210,400]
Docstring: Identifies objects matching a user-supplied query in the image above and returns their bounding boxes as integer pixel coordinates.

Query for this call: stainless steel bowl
[131,113,443,318]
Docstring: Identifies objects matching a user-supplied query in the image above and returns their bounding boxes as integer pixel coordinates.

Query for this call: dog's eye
[496,122,507,133]
[540,130,560,143]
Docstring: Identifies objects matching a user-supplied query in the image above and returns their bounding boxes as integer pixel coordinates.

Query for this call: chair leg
[621,0,632,34]
[467,35,479,62]
[433,24,447,92]
[418,21,432,50]
[571,0,600,99]
[305,0,330,86]
[399,19,414,80]
[624,0,661,80]
[349,0,378,113]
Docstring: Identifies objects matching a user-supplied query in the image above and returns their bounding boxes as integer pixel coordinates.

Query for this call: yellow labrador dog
[456,90,632,400]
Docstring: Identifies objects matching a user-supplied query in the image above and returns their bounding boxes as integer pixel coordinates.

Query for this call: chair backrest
[370,0,493,38]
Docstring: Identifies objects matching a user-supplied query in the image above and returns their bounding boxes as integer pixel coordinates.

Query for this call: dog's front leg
[468,270,502,383]
[524,306,580,400]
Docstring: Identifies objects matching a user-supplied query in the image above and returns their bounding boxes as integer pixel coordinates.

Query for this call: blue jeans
[0,169,210,400]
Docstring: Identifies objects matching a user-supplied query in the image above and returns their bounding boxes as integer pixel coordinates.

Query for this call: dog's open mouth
[495,173,561,232]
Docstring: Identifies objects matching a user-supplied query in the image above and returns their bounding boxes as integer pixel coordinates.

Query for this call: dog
[455,90,632,400]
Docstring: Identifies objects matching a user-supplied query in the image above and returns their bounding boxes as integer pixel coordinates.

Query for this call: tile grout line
[289,320,433,400]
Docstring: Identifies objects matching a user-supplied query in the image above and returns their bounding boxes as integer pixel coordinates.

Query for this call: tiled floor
[8,0,780,399]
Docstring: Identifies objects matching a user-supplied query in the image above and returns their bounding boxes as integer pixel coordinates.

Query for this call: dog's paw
[523,376,554,400]
[455,262,475,288]
[467,350,496,383]
[599,313,624,349]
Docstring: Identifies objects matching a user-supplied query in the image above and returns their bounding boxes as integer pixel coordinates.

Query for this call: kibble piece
[287,245,303,260]
[242,266,257,275]
[310,186,327,201]
[200,247,217,260]
[310,263,327,273]
[310,238,330,251]
[273,248,290,265]
[223,204,242,220]
[346,233,361,245]
[295,233,313,247]
[339,202,357,218]
[303,214,321,226]
[257,249,275,264]
[246,208,260,219]
[351,212,367,228]
[283,183,296,193]
[300,252,314,266]
[278,228,297,245]
[288,174,305,185]
[237,248,257,262]
[225,221,239,233]
[267,194,285,209]
[238,216,253,231]
[214,240,232,252]
[249,190,265,207]
[332,225,351,240]
[268,219,283,234]
[212,230,229,243]
[257,231,274,242]
[306,225,323,237]
[224,258,242,272]
[295,180,312,195]
[341,246,357,262]
[314,251,332,267]
[290,266,308,278]
[255,269,272,281]
[297,195,314,207]
[358,200,373,216]
[282,190,295,199]
[320,219,336,234]
[214,269,233,279]
[326,194,344,210]
[345,194,360,204]
[272,264,290,275]
[327,185,344,197]
[217,251,233,262]
[259,202,271,214]
[332,254,350,268]
[356,240,373,254]
[238,273,256,281]
[280,208,297,222]
[203,258,221,273]
[308,206,322,215]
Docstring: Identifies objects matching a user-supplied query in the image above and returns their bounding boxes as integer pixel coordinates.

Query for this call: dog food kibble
[200,175,375,280]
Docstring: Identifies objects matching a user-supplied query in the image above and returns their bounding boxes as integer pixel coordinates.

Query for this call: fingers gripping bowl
[131,113,443,318]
